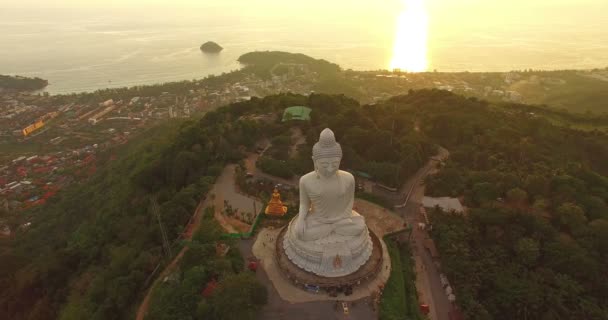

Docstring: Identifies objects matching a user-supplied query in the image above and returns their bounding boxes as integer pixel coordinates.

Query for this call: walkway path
[213,164,263,232]
[135,198,209,320]
[251,199,398,304]
[239,239,376,320]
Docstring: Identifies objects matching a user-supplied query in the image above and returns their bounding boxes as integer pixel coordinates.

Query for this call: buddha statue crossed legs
[283,128,372,277]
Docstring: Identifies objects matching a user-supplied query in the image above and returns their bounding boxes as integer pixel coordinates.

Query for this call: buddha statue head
[312,128,342,178]
[271,188,281,200]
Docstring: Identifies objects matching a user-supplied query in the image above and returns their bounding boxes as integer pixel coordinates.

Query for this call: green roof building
[282,106,312,122]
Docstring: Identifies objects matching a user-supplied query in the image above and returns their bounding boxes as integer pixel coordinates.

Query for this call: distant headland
[0,75,48,91]
[200,41,223,53]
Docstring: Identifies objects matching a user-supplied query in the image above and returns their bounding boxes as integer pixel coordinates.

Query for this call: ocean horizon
[2,6,607,94]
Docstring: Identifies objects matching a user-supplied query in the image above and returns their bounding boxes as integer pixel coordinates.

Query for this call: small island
[200,41,223,53]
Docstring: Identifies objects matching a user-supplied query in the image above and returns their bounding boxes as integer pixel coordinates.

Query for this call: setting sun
[390,0,429,72]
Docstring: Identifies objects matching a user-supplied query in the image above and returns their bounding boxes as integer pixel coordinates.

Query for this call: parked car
[304,284,320,293]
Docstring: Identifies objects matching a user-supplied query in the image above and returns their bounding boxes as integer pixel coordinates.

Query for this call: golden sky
[4,0,607,25]
[6,0,607,10]
[3,0,606,72]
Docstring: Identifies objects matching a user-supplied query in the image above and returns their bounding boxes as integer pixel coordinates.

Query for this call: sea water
[1,4,607,94]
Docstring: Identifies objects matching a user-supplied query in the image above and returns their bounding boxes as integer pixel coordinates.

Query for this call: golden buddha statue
[265,188,288,216]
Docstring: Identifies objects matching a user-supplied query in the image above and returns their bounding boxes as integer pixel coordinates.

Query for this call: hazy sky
[3,0,607,14]
[3,0,606,7]
[3,0,606,10]
[4,0,607,30]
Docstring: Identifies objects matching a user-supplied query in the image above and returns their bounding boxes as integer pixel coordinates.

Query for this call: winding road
[393,146,451,320]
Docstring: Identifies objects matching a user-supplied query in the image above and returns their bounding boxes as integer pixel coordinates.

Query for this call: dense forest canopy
[409,90,608,319]
[0,89,607,319]
[242,92,436,188]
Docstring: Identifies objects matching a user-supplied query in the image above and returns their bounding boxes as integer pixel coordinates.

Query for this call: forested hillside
[0,75,48,91]
[0,91,433,319]
[252,93,436,188]
[405,90,608,319]
[1,89,606,319]
[0,102,268,319]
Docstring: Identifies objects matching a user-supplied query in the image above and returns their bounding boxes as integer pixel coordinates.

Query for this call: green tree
[589,219,608,256]
[555,203,587,234]
[147,279,199,320]
[579,195,608,221]
[524,175,549,198]
[472,182,499,205]
[532,198,548,212]
[506,187,528,205]
[209,273,267,320]
[514,237,540,267]
[195,300,212,320]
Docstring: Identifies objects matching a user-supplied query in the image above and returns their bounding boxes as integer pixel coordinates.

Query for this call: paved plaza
[251,199,405,303]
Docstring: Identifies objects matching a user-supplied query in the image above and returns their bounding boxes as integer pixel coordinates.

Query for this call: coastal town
[1,54,607,235]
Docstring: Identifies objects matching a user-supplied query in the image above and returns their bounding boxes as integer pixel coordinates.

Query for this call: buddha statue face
[314,156,341,178]
[312,128,342,178]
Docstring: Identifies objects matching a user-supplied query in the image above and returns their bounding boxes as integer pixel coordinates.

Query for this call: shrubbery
[379,239,422,320]
[147,212,266,320]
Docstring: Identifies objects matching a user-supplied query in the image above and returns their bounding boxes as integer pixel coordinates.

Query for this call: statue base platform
[282,216,373,277]
[275,225,383,291]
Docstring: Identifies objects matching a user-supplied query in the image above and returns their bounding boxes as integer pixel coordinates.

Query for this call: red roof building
[201,280,218,298]
[33,166,52,174]
[42,191,56,199]
[248,261,258,272]
[17,167,28,177]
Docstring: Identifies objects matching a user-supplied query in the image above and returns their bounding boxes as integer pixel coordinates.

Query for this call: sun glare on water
[390,0,429,72]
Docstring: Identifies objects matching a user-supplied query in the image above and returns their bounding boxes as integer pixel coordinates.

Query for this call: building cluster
[430,76,527,103]
[582,68,608,82]
[0,63,320,221]
[361,70,573,105]
[0,92,51,137]
[1,64,318,143]
[0,144,105,215]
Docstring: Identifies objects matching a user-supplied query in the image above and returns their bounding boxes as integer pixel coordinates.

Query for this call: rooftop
[282,106,311,122]
[422,196,464,213]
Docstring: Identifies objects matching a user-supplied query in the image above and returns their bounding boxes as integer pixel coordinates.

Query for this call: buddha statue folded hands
[283,128,372,277]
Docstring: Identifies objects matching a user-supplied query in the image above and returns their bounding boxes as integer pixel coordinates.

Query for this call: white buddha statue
[283,128,373,277]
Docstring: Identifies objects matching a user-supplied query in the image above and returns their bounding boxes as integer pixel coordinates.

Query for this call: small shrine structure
[265,188,288,216]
